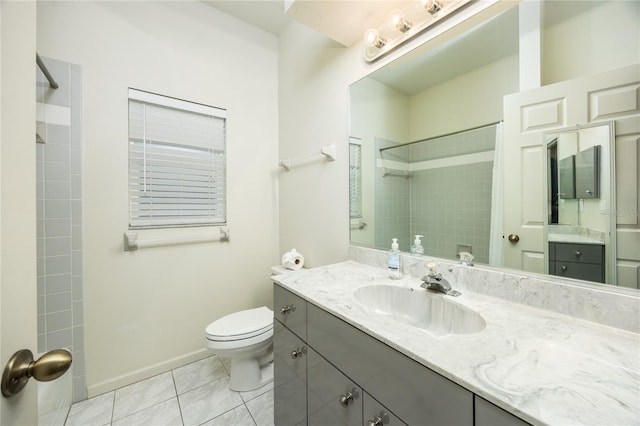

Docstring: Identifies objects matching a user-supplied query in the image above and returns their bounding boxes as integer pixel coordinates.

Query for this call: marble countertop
[548,233,604,244]
[273,261,640,426]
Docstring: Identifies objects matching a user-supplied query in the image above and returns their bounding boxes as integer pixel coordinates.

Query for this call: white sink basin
[353,285,486,337]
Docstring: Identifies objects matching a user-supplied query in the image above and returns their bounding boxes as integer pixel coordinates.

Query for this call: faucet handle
[426,262,439,278]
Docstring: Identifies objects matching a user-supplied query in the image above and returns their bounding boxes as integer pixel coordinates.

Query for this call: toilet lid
[206,306,273,341]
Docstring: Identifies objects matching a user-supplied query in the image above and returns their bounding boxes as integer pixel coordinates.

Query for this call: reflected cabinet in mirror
[349,1,640,289]
[546,123,615,284]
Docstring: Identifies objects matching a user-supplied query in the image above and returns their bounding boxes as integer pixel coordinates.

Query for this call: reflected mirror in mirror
[545,123,615,284]
[349,0,639,289]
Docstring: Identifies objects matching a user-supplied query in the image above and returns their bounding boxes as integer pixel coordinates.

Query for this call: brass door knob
[508,234,520,243]
[1,349,72,397]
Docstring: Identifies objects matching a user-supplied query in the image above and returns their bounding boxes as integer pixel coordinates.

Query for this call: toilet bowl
[205,306,273,391]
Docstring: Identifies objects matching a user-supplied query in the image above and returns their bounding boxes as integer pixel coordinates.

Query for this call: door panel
[0,2,39,424]
[503,64,640,285]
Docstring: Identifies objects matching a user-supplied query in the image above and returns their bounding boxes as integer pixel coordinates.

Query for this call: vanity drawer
[552,242,604,264]
[307,347,362,426]
[307,303,473,426]
[273,283,307,340]
[551,261,604,283]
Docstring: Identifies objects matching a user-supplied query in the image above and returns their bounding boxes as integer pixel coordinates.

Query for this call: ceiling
[202,0,413,46]
[202,1,291,35]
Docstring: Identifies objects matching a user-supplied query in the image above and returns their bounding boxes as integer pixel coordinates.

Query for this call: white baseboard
[86,348,211,398]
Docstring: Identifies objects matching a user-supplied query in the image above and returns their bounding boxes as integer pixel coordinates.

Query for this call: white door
[503,64,640,286]
[1,2,39,424]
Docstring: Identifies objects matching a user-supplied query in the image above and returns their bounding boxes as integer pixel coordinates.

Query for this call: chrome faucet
[420,263,461,297]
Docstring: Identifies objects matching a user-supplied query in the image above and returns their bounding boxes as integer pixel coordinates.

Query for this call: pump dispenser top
[391,238,399,252]
[410,235,424,255]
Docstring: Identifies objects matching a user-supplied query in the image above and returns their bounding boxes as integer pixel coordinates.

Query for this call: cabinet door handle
[280,304,296,315]
[368,413,390,426]
[290,346,306,359]
[561,265,568,271]
[338,387,359,407]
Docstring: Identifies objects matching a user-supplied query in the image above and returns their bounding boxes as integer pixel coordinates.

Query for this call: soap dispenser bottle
[388,238,402,279]
[410,235,424,255]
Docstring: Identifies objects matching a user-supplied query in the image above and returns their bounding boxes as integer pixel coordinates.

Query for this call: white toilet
[204,306,274,391]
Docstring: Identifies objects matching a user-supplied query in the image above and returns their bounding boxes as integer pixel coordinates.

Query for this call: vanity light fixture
[423,0,442,15]
[363,0,471,63]
[364,28,387,48]
[389,10,412,33]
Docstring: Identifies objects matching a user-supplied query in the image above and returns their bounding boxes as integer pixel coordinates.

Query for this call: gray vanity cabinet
[549,242,605,283]
[307,303,473,426]
[474,396,530,426]
[273,320,307,426]
[307,347,362,426]
[274,283,528,426]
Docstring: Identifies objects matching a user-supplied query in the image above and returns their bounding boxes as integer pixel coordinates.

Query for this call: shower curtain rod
[36,53,59,89]
[379,121,502,153]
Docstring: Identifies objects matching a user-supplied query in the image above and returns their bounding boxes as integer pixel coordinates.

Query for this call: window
[128,89,226,228]
[349,138,362,219]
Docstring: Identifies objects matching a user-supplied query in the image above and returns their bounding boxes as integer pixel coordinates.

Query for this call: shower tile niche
[36,57,86,403]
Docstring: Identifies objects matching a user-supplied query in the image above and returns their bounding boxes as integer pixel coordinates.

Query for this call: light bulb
[422,0,442,14]
[388,9,412,32]
[364,28,386,48]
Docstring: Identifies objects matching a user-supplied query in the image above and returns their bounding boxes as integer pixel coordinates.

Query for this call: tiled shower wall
[375,125,496,263]
[36,57,86,402]
[410,126,496,264]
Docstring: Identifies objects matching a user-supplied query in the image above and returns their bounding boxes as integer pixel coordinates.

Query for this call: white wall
[408,55,518,140]
[543,0,640,85]
[37,2,279,395]
[277,23,357,267]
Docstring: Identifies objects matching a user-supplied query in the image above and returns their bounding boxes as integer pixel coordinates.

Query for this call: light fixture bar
[363,0,472,63]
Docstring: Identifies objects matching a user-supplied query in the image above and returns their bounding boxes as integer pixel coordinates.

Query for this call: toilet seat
[206,306,273,342]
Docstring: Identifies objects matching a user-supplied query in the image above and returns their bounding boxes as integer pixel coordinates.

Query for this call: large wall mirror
[349,1,639,289]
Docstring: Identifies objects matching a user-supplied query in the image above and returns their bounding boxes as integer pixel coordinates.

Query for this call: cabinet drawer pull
[574,250,581,257]
[338,387,359,407]
[280,305,296,315]
[290,346,306,359]
[561,265,568,271]
[368,413,389,426]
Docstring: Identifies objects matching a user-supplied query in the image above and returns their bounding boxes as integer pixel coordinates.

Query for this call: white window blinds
[349,140,362,219]
[128,89,227,228]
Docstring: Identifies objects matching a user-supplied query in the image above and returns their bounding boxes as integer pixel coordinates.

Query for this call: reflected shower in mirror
[364,124,501,264]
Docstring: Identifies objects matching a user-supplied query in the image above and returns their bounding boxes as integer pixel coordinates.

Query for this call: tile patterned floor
[64,356,274,426]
